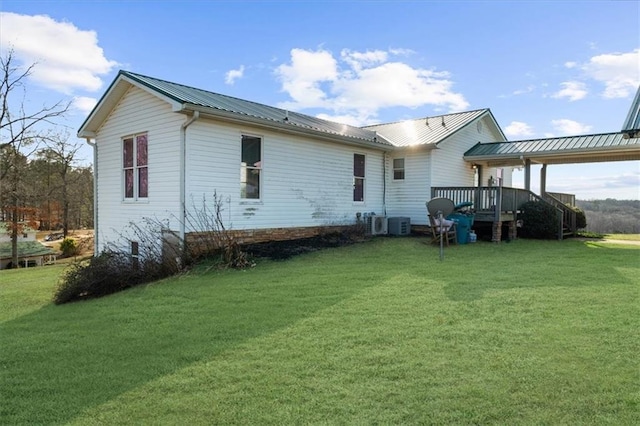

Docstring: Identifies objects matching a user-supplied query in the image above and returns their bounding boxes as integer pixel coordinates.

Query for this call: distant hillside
[576,199,640,234]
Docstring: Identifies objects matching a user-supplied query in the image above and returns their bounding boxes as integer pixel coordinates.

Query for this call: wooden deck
[431,186,577,240]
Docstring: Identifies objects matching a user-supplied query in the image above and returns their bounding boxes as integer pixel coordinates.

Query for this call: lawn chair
[426,198,458,246]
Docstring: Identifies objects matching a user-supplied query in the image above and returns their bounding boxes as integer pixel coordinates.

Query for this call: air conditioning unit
[369,215,388,235]
[388,217,411,236]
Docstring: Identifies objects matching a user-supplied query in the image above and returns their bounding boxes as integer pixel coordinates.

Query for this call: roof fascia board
[465,144,640,163]
[434,109,493,147]
[179,103,394,151]
[78,73,130,137]
[119,74,183,110]
[78,73,184,138]
[484,109,508,141]
[622,86,640,132]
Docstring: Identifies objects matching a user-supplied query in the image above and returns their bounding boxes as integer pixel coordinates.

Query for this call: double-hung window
[353,153,365,202]
[393,158,405,180]
[241,135,261,199]
[123,133,148,200]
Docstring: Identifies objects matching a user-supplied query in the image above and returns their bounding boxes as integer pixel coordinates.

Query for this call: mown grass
[1,238,639,424]
[605,233,640,241]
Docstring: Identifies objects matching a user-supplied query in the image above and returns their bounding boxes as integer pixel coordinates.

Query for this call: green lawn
[1,238,639,424]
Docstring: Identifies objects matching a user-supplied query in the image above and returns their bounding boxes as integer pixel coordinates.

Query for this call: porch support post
[540,164,547,196]
[475,165,483,209]
[524,159,531,191]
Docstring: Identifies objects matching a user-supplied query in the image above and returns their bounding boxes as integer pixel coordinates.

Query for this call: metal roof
[464,132,640,166]
[362,109,490,147]
[0,241,56,260]
[622,86,640,136]
[119,71,390,147]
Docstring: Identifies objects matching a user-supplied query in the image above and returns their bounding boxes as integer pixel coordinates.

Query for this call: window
[393,158,405,180]
[353,153,365,202]
[241,135,261,199]
[123,133,148,200]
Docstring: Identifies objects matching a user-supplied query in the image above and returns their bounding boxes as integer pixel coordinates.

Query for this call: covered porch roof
[463,131,640,167]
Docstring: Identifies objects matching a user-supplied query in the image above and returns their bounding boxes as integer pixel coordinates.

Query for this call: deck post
[540,164,547,196]
[492,221,502,242]
[508,220,518,240]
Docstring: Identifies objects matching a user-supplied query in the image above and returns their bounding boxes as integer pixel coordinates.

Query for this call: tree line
[1,50,93,268]
[1,139,93,232]
[576,199,640,234]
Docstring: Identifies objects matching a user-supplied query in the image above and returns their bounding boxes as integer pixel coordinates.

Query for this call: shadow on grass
[1,238,638,424]
[0,244,389,425]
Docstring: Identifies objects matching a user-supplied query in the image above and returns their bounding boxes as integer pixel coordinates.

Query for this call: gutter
[84,138,98,254]
[179,111,200,243]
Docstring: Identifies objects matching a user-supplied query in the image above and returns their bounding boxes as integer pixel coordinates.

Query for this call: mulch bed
[244,232,366,260]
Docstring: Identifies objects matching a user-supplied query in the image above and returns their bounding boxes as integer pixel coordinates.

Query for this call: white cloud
[0,12,118,93]
[275,48,338,109]
[504,121,534,138]
[225,65,245,85]
[274,47,468,125]
[564,61,578,69]
[552,81,588,101]
[582,49,639,98]
[512,85,535,96]
[551,119,592,135]
[72,96,98,114]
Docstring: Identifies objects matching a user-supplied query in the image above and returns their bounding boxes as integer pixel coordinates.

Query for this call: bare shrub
[53,192,252,304]
[184,191,253,269]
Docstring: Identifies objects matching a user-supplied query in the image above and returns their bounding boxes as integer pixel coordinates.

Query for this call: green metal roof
[0,241,57,260]
[464,132,640,166]
[622,86,640,136]
[116,71,391,147]
[363,109,494,147]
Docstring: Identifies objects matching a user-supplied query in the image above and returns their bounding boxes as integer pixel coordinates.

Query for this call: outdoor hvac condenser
[387,217,411,236]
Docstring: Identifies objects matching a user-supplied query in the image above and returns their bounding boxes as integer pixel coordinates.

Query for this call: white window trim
[392,157,405,181]
[353,153,366,204]
[122,133,148,202]
[240,133,263,202]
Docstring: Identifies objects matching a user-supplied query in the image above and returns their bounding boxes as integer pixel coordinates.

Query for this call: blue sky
[1,0,639,199]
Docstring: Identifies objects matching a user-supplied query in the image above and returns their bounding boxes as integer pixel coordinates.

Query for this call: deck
[431,186,577,240]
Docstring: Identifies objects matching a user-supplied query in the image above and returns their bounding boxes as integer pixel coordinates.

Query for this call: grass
[1,237,639,424]
[604,233,640,241]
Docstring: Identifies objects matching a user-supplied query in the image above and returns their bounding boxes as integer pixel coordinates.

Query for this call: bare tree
[36,132,85,237]
[0,50,70,267]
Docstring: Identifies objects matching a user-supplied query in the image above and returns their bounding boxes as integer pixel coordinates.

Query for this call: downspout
[382,151,387,216]
[180,111,200,244]
[85,138,98,254]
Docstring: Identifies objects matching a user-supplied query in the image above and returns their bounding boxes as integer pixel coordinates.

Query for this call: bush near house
[518,201,560,239]
[53,249,182,304]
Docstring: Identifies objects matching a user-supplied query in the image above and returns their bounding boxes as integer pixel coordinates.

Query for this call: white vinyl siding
[386,116,510,225]
[385,150,431,223]
[185,117,385,230]
[94,86,183,250]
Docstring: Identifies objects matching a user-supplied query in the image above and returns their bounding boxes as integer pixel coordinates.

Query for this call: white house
[78,71,509,254]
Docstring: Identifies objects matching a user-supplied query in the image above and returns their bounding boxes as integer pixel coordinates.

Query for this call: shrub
[59,238,80,257]
[184,191,253,269]
[53,192,253,304]
[518,201,560,239]
[572,206,587,229]
[53,246,182,305]
[54,252,134,304]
